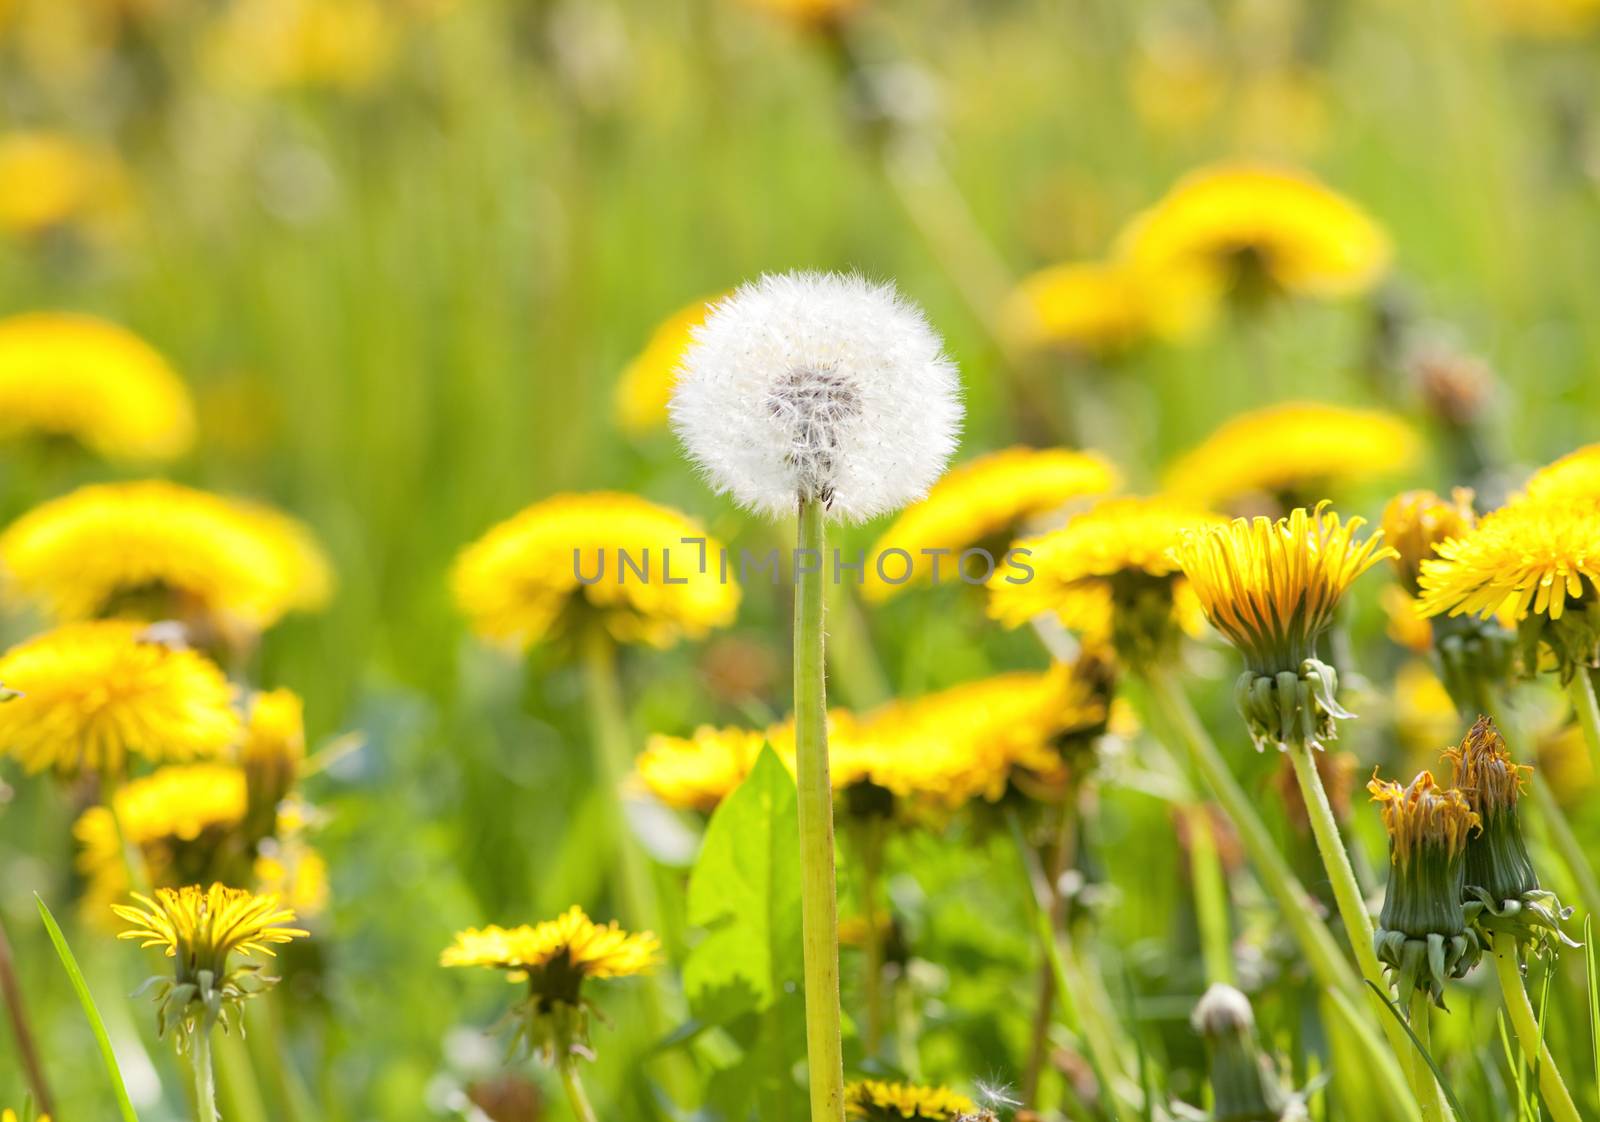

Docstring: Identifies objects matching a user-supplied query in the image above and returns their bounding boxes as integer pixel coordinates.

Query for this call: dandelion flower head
[614,294,720,436]
[844,1078,995,1121]
[442,906,660,1001]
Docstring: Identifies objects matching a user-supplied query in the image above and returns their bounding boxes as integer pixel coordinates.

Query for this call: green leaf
[683,745,804,1022]
[35,893,141,1122]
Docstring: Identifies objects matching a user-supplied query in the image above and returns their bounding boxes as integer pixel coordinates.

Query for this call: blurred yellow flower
[1381,488,1476,596]
[1162,402,1421,509]
[1382,586,1435,655]
[988,496,1221,662]
[0,312,194,462]
[254,836,330,918]
[1522,444,1600,503]
[863,447,1118,602]
[1417,498,1600,625]
[443,906,659,986]
[0,621,241,776]
[1393,659,1460,756]
[451,492,739,650]
[1174,504,1393,674]
[1486,0,1600,38]
[1002,262,1151,356]
[634,723,769,812]
[1117,162,1391,307]
[206,0,397,91]
[613,294,719,436]
[0,131,125,239]
[0,480,331,636]
[738,0,863,28]
[844,1078,994,1122]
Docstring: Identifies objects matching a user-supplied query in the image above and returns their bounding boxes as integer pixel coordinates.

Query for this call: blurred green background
[2,0,1600,1119]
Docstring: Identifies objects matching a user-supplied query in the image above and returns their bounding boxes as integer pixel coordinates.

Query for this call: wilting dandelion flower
[451,491,739,650]
[1521,443,1600,503]
[1173,504,1392,750]
[670,272,961,523]
[613,294,720,435]
[1163,402,1421,510]
[843,1078,996,1121]
[989,496,1222,668]
[0,621,241,776]
[0,313,194,462]
[863,447,1118,601]
[1416,496,1600,681]
[0,481,331,640]
[1189,984,1304,1122]
[75,764,249,911]
[1368,770,1482,1006]
[1117,162,1391,308]
[115,884,308,1045]
[1446,717,1573,954]
[0,131,126,241]
[442,906,659,1067]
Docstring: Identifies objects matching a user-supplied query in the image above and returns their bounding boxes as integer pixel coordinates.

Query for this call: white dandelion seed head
[669,271,963,524]
[1190,983,1257,1037]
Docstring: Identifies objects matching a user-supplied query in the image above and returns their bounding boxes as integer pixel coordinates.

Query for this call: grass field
[2,2,1600,1120]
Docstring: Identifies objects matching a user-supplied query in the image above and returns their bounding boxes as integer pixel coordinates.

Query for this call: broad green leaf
[683,745,803,1023]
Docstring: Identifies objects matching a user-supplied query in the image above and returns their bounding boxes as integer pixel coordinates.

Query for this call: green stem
[1023,799,1075,1104]
[1569,670,1600,778]
[1493,943,1583,1122]
[193,1028,220,1122]
[0,914,54,1116]
[855,816,887,1058]
[1184,802,1235,986]
[558,1056,600,1122]
[1409,989,1445,1122]
[796,495,845,1122]
[1143,667,1423,1122]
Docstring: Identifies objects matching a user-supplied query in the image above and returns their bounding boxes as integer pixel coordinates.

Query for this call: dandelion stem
[854,814,888,1057]
[1023,798,1076,1104]
[1568,670,1600,778]
[0,913,55,1117]
[557,1055,600,1122]
[1184,803,1235,986]
[1409,989,1445,1122]
[1143,666,1424,1122]
[795,494,846,1122]
[1493,942,1583,1122]
[192,1028,220,1122]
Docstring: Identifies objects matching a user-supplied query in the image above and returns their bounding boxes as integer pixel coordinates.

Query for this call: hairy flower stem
[1492,944,1582,1122]
[1285,737,1447,1121]
[558,1055,600,1122]
[1144,667,1423,1122]
[0,914,54,1116]
[193,1027,220,1122]
[796,494,846,1122]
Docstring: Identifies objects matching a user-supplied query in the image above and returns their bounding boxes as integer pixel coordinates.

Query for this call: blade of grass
[35,893,141,1122]
[1586,914,1599,1104]
[1365,981,1471,1122]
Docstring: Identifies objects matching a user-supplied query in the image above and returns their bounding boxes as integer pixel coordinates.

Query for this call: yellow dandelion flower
[1416,498,1600,625]
[1116,162,1391,305]
[254,838,330,918]
[206,0,397,91]
[0,131,124,239]
[863,447,1119,602]
[1392,660,1459,756]
[738,0,863,28]
[613,294,720,436]
[844,1078,994,1121]
[0,480,332,636]
[1,1111,50,1122]
[988,496,1222,665]
[1382,488,1477,597]
[634,724,769,812]
[442,906,659,982]
[0,313,194,462]
[0,621,241,776]
[1001,262,1153,356]
[1382,586,1435,655]
[1163,402,1421,509]
[451,492,739,650]
[1175,504,1392,674]
[241,687,306,811]
[1522,444,1600,504]
[1486,0,1600,38]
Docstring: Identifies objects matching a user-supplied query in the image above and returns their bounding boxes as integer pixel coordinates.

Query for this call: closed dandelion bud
[1173,504,1393,751]
[1446,717,1575,954]
[670,272,962,523]
[1190,984,1301,1122]
[1368,771,1482,1007]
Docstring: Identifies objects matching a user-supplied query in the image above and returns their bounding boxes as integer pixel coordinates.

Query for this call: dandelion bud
[1381,489,1476,598]
[1369,771,1482,1006]
[670,272,962,523]
[1190,984,1300,1122]
[1446,717,1575,954]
